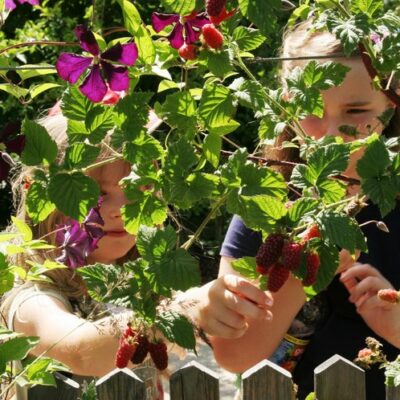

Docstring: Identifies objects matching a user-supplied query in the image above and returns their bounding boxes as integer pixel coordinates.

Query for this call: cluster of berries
[178,0,232,60]
[115,324,168,371]
[255,225,321,292]
[378,288,400,304]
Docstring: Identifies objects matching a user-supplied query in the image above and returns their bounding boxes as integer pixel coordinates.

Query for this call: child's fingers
[340,263,383,282]
[347,276,383,303]
[222,274,274,309]
[337,249,360,273]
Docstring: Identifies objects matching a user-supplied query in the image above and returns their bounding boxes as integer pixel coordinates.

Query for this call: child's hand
[336,249,360,274]
[184,274,273,339]
[340,263,400,348]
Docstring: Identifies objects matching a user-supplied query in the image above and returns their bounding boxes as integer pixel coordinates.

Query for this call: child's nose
[105,193,128,219]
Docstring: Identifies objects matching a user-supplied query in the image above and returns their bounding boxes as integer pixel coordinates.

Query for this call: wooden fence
[25,354,400,400]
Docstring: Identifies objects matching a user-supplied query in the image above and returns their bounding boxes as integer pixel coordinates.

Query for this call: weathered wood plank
[386,384,400,400]
[170,361,219,400]
[241,359,294,400]
[27,372,80,400]
[95,368,147,400]
[314,354,365,400]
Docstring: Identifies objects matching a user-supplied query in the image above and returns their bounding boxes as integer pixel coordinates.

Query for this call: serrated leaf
[11,216,32,242]
[233,26,266,51]
[26,181,56,224]
[160,0,195,14]
[48,172,99,222]
[232,256,258,279]
[0,253,13,295]
[287,198,319,225]
[317,212,367,253]
[238,0,280,35]
[156,312,196,350]
[312,242,339,292]
[21,120,58,166]
[203,50,232,78]
[350,0,383,18]
[199,84,238,134]
[318,179,347,204]
[85,106,114,139]
[0,336,39,363]
[122,194,168,235]
[362,177,397,217]
[123,135,164,164]
[230,78,268,111]
[65,143,100,169]
[356,138,390,178]
[203,132,221,168]
[61,86,93,121]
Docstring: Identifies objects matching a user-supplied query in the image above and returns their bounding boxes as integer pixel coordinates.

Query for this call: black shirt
[220,201,400,400]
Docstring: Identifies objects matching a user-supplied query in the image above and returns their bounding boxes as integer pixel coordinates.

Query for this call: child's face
[86,160,136,264]
[298,58,394,181]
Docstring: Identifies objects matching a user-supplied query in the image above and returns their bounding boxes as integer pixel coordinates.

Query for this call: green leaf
[160,0,195,15]
[317,212,367,253]
[287,198,319,225]
[203,132,221,168]
[362,177,397,217]
[0,83,29,98]
[48,172,99,222]
[318,179,347,204]
[199,84,239,134]
[202,49,233,78]
[156,312,196,350]
[11,217,32,242]
[0,253,13,295]
[123,135,164,164]
[156,248,200,291]
[79,263,137,304]
[356,138,390,178]
[135,25,156,64]
[117,0,142,33]
[350,0,383,18]
[312,242,339,292]
[122,193,168,235]
[326,14,369,56]
[61,86,93,121]
[21,120,58,166]
[238,0,280,35]
[65,143,100,169]
[85,106,115,140]
[160,91,197,133]
[24,357,70,386]
[16,64,56,81]
[233,26,266,51]
[26,181,56,224]
[230,78,268,112]
[231,256,258,279]
[29,83,60,99]
[0,336,40,363]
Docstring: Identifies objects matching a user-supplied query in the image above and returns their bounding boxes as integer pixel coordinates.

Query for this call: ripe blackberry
[256,233,285,269]
[281,241,303,271]
[115,338,136,368]
[149,341,168,371]
[267,263,290,292]
[131,334,150,364]
[302,252,320,286]
[205,0,226,17]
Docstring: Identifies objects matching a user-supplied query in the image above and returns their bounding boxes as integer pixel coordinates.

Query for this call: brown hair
[264,20,400,179]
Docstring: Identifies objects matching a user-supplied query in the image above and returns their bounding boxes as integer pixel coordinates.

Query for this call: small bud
[1,151,16,166]
[376,221,389,233]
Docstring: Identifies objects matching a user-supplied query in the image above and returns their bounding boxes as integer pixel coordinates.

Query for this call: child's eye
[347,109,370,114]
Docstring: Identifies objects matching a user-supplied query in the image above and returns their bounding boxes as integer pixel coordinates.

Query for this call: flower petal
[74,25,100,56]
[189,13,210,29]
[19,0,40,5]
[184,22,198,44]
[55,53,92,84]
[169,23,184,49]
[101,43,138,66]
[151,12,179,33]
[5,0,17,10]
[102,62,130,92]
[79,64,108,103]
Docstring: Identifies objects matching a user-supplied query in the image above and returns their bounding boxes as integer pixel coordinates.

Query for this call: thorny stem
[181,192,229,251]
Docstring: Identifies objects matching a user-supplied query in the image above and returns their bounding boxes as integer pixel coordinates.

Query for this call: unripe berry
[178,43,197,60]
[201,24,224,49]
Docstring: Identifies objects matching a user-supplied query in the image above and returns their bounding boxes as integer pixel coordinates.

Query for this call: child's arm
[181,256,306,373]
[13,294,132,376]
[340,263,400,348]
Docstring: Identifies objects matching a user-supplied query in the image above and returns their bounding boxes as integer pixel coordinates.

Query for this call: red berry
[267,263,290,292]
[256,233,285,269]
[302,224,321,242]
[178,43,197,60]
[281,241,303,271]
[205,0,226,17]
[201,24,224,49]
[358,348,373,359]
[256,264,270,275]
[378,289,400,304]
[115,338,136,368]
[123,324,135,339]
[302,252,320,286]
[149,341,168,371]
[131,334,150,364]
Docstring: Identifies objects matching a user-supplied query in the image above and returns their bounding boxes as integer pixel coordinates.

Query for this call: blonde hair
[1,111,137,324]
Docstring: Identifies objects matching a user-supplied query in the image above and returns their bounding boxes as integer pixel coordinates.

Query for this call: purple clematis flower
[151,10,209,49]
[55,201,105,269]
[5,0,39,11]
[56,25,138,103]
[0,121,25,182]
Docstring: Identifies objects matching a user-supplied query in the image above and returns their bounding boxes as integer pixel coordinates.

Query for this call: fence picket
[314,354,365,400]
[386,384,400,400]
[241,359,294,400]
[170,360,219,400]
[95,368,146,400]
[27,372,80,400]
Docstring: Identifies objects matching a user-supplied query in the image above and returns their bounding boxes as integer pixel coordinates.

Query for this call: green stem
[0,41,78,56]
[181,192,229,251]
[81,155,123,173]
